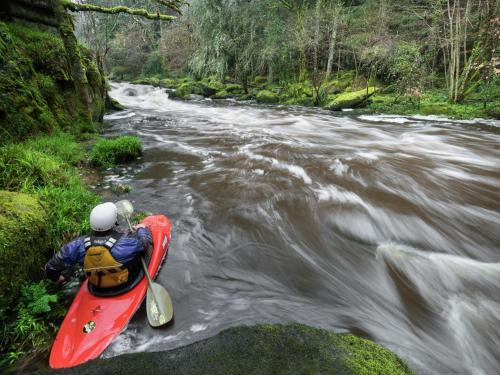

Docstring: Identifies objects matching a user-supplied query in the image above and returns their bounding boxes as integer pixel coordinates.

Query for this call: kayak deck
[49,215,171,369]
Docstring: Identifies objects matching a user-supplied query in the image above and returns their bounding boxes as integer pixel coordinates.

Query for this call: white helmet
[90,202,118,232]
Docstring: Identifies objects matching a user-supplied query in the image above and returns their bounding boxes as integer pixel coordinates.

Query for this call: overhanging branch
[62,1,176,21]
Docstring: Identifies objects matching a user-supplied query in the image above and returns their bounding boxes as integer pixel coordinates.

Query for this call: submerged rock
[326,87,377,110]
[40,324,413,375]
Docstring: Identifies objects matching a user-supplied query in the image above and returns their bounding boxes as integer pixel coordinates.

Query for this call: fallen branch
[62,1,176,21]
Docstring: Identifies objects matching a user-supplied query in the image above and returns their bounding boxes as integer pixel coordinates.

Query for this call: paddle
[115,200,173,327]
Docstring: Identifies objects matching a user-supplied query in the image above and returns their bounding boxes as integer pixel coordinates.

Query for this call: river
[101,82,500,375]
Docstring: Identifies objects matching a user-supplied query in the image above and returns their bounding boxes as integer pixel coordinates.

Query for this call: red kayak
[49,215,171,369]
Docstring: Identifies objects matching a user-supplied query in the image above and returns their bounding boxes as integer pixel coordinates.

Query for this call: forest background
[76,0,499,118]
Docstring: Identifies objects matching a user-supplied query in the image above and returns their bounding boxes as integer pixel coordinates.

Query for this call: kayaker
[45,202,152,288]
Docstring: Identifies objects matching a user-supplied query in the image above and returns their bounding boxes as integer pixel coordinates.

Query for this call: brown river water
[98,82,500,375]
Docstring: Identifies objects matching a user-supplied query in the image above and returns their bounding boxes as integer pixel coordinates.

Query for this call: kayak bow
[49,215,171,369]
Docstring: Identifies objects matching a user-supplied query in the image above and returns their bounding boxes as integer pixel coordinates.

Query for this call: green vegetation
[45,324,413,375]
[0,20,105,144]
[0,281,64,369]
[91,136,143,168]
[326,87,377,110]
[81,0,497,119]
[0,134,99,369]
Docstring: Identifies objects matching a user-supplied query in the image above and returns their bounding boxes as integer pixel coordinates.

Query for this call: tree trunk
[313,0,322,73]
[325,22,338,80]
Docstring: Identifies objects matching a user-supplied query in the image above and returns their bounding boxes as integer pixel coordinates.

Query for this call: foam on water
[101,82,500,374]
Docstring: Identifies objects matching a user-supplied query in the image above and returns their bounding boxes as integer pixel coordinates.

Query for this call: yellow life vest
[83,235,129,288]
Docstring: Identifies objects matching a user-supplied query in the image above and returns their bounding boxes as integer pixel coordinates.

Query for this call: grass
[91,136,142,168]
[0,134,99,369]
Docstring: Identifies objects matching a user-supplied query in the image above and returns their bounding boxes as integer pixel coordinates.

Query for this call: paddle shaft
[124,214,168,323]
[124,216,155,286]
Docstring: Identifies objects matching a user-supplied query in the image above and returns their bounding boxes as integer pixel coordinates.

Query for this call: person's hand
[55,275,66,286]
[133,223,146,230]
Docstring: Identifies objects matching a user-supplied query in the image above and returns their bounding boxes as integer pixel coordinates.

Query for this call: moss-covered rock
[41,324,413,375]
[0,191,48,313]
[0,12,106,144]
[169,82,192,100]
[326,87,377,110]
[224,83,244,94]
[213,90,232,99]
[191,82,217,97]
[256,89,280,104]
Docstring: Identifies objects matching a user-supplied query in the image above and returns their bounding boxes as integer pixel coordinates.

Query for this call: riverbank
[129,74,498,120]
[0,132,142,371]
[37,324,413,375]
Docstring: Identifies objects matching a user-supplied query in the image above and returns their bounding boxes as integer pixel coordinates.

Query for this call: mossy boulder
[160,78,179,89]
[326,87,377,110]
[43,324,413,375]
[0,191,48,313]
[169,82,192,100]
[224,83,244,94]
[191,82,217,97]
[213,90,232,99]
[256,90,280,104]
[207,83,224,95]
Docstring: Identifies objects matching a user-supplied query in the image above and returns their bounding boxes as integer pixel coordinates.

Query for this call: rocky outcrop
[325,87,377,110]
[0,0,106,143]
[38,324,413,375]
[0,191,47,311]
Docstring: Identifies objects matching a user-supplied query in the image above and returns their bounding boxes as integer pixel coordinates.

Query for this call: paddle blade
[146,283,173,327]
[115,200,134,219]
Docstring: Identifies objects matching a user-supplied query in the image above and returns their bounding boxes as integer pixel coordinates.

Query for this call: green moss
[213,90,232,99]
[169,82,192,100]
[326,87,377,110]
[0,191,47,311]
[0,20,105,144]
[91,136,143,168]
[337,334,412,375]
[367,90,492,119]
[191,81,217,97]
[256,89,280,104]
[160,78,179,88]
[49,324,413,375]
[253,75,268,86]
[224,83,244,94]
[0,134,99,368]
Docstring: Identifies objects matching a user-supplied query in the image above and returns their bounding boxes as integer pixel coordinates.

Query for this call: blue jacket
[45,227,152,281]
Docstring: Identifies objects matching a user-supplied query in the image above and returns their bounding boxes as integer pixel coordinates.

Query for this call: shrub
[0,281,64,369]
[91,136,142,168]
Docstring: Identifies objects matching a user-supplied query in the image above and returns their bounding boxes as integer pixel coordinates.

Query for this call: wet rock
[39,324,413,375]
[326,87,377,111]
